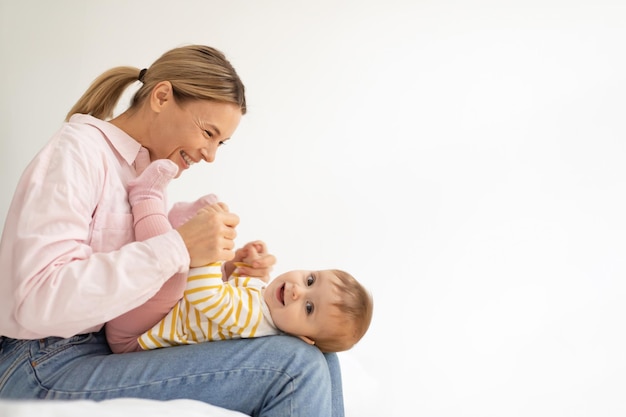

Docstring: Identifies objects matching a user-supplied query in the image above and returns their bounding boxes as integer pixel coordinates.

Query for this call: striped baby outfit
[138,262,279,349]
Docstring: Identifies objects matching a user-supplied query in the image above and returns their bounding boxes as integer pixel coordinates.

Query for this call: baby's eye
[305,301,314,315]
[306,275,315,286]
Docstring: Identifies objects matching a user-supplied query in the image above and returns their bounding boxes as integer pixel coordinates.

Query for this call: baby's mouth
[279,284,285,305]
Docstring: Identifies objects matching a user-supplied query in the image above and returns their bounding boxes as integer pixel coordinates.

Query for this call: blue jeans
[0,331,344,417]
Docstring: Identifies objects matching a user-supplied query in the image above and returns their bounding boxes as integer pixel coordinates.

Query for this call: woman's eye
[305,301,314,315]
[306,275,315,286]
[204,130,226,146]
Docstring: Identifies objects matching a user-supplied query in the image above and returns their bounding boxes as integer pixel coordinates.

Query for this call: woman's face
[147,97,242,177]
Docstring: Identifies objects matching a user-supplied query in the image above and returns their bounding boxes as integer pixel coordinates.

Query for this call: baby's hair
[66,44,246,121]
[314,270,373,353]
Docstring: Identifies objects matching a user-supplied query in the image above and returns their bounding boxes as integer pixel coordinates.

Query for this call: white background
[1,1,626,416]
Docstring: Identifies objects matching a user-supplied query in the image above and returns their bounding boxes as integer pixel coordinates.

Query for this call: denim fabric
[0,331,344,417]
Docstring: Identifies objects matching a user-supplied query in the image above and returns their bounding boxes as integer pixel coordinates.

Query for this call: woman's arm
[3,127,189,339]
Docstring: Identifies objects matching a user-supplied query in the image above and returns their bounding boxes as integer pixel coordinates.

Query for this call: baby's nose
[291,284,302,300]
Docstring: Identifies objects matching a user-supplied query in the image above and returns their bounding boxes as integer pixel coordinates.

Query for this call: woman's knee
[263,336,332,384]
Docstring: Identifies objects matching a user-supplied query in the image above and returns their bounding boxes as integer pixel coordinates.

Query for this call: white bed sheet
[0,398,246,417]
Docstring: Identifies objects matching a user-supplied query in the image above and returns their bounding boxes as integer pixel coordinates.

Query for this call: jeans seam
[42,368,295,397]
[0,345,30,392]
[29,334,94,367]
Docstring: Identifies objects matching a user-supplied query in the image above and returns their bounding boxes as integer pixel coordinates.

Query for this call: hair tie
[138,68,147,83]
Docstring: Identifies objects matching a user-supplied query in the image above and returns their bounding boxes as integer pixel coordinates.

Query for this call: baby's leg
[129,159,178,239]
[106,159,186,353]
[168,193,219,228]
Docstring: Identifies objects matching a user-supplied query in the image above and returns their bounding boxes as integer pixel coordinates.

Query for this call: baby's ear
[298,335,315,345]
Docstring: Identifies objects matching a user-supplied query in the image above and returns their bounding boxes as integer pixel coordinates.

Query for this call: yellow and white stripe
[138,262,278,350]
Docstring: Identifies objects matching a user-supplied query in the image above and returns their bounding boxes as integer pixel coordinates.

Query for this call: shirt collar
[68,114,143,166]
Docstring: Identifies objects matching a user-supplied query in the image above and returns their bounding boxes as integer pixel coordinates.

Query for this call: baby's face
[263,269,342,344]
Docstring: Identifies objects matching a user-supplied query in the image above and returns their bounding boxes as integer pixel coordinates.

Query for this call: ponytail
[65,66,140,122]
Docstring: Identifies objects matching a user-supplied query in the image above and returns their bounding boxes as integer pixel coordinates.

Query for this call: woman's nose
[200,146,217,163]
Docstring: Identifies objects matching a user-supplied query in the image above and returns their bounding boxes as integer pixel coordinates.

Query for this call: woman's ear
[298,335,315,345]
[150,81,173,112]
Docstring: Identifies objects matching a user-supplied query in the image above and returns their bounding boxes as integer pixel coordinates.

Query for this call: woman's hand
[175,202,239,267]
[224,240,276,281]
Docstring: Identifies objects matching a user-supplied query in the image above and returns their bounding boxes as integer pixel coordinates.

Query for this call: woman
[0,44,344,417]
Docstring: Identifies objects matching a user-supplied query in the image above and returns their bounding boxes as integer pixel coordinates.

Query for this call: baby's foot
[168,194,219,228]
[128,159,178,207]
[133,147,151,175]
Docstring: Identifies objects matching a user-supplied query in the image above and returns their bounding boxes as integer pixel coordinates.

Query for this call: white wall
[2,1,626,416]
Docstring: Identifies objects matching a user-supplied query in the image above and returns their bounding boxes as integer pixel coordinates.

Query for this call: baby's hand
[227,241,275,282]
[241,242,265,264]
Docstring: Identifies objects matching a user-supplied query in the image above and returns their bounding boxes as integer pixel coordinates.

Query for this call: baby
[106,159,373,353]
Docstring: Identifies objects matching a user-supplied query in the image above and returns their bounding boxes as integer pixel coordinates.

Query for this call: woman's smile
[180,150,196,168]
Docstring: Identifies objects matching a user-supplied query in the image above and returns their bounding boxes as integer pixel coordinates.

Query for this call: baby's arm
[137,262,223,349]
[224,241,272,283]
[187,264,267,338]
[139,262,265,348]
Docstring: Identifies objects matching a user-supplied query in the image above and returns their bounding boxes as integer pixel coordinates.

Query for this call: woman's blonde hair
[65,45,246,121]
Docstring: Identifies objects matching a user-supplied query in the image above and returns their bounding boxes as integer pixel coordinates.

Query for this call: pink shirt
[0,114,190,339]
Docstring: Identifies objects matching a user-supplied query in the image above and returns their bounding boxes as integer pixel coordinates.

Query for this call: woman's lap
[0,331,344,417]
